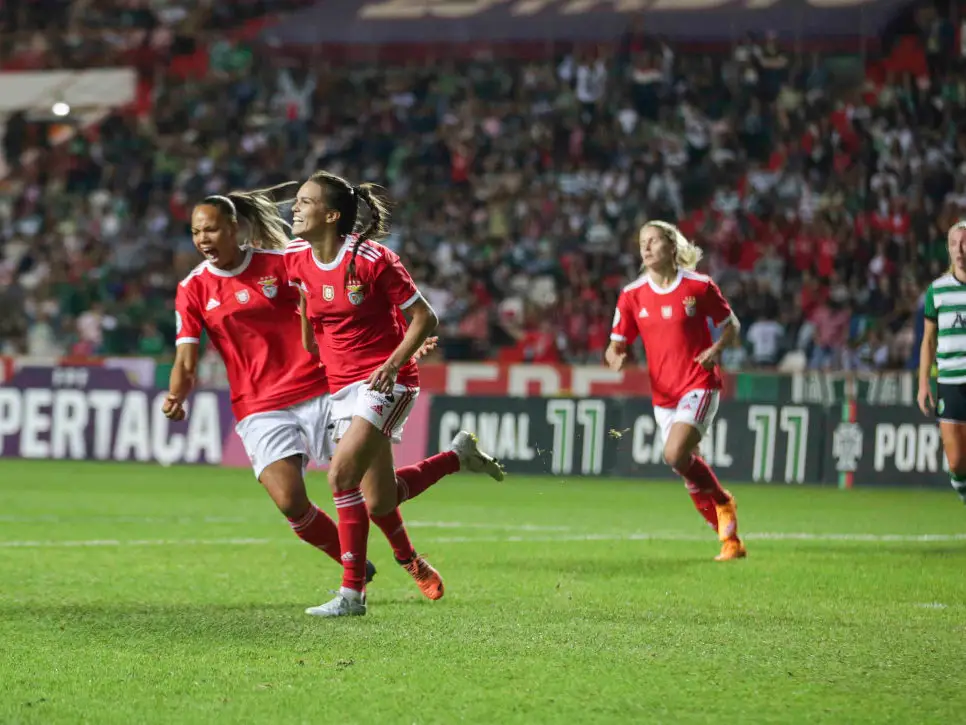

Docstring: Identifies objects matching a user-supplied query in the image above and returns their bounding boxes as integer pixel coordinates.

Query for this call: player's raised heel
[715,537,747,561]
[449,430,506,481]
[305,588,367,617]
[365,559,377,584]
[400,554,445,600]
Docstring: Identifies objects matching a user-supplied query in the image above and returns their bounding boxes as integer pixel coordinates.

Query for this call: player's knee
[945,436,966,475]
[327,455,363,493]
[949,453,966,478]
[274,490,310,519]
[366,495,395,517]
[260,459,310,518]
[662,442,691,473]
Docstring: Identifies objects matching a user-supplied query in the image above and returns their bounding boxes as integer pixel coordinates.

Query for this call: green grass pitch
[1,460,964,724]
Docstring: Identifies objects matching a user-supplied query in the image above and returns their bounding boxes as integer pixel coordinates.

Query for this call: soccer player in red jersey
[606,221,747,561]
[163,191,503,603]
[284,171,466,617]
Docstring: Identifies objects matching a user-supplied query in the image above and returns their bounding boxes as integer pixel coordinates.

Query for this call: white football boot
[305,588,367,617]
[449,430,506,481]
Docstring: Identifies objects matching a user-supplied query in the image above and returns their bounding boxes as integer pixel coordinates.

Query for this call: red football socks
[682,455,731,505]
[287,503,341,564]
[685,481,719,530]
[370,508,417,562]
[394,451,460,503]
[333,487,370,592]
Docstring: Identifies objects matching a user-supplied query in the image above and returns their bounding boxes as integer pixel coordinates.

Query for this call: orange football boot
[402,554,445,600]
[714,490,747,561]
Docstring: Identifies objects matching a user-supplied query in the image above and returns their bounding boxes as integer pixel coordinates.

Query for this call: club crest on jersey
[683,296,697,317]
[258,276,278,299]
[661,306,672,319]
[235,290,250,304]
[322,285,335,301]
[346,283,366,306]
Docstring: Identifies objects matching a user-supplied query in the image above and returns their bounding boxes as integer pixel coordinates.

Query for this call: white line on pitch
[1,531,965,548]
[0,538,273,548]
[0,515,572,532]
[425,532,966,545]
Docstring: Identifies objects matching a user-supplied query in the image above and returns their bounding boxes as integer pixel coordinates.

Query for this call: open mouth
[199,247,219,261]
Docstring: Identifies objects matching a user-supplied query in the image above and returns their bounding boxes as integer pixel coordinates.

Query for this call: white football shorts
[234,394,335,480]
[329,381,419,444]
[652,388,720,443]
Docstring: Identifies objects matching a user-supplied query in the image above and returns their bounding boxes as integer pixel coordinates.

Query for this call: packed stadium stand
[0,0,963,372]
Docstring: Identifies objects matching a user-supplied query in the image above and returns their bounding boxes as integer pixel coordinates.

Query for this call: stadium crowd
[0,3,962,372]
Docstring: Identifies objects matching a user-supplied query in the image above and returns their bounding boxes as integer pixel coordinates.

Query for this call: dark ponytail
[348,183,392,280]
[355,183,391,243]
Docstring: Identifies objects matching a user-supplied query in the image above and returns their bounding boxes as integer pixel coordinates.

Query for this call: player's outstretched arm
[163,342,198,421]
[368,297,439,394]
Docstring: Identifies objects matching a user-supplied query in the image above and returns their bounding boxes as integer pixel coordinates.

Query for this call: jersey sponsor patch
[235,290,250,304]
[322,285,335,301]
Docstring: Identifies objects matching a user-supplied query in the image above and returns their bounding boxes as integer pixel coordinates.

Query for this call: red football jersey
[175,248,329,420]
[284,237,421,392]
[610,269,734,408]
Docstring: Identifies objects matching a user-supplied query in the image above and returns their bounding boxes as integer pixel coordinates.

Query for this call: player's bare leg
[939,421,966,503]
[259,456,376,583]
[306,416,381,617]
[364,442,444,601]
[664,422,746,561]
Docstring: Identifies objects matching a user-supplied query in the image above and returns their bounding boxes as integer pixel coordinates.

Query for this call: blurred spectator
[746,309,785,367]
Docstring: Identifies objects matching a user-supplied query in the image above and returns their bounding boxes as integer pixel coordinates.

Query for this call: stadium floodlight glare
[51,101,71,117]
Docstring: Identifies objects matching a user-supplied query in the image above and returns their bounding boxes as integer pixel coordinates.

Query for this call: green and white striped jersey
[924,273,966,384]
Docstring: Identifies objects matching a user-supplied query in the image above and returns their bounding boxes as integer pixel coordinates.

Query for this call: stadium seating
[0,11,959,372]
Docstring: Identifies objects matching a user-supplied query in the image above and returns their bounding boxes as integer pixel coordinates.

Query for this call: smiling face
[191,204,240,269]
[291,181,333,239]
